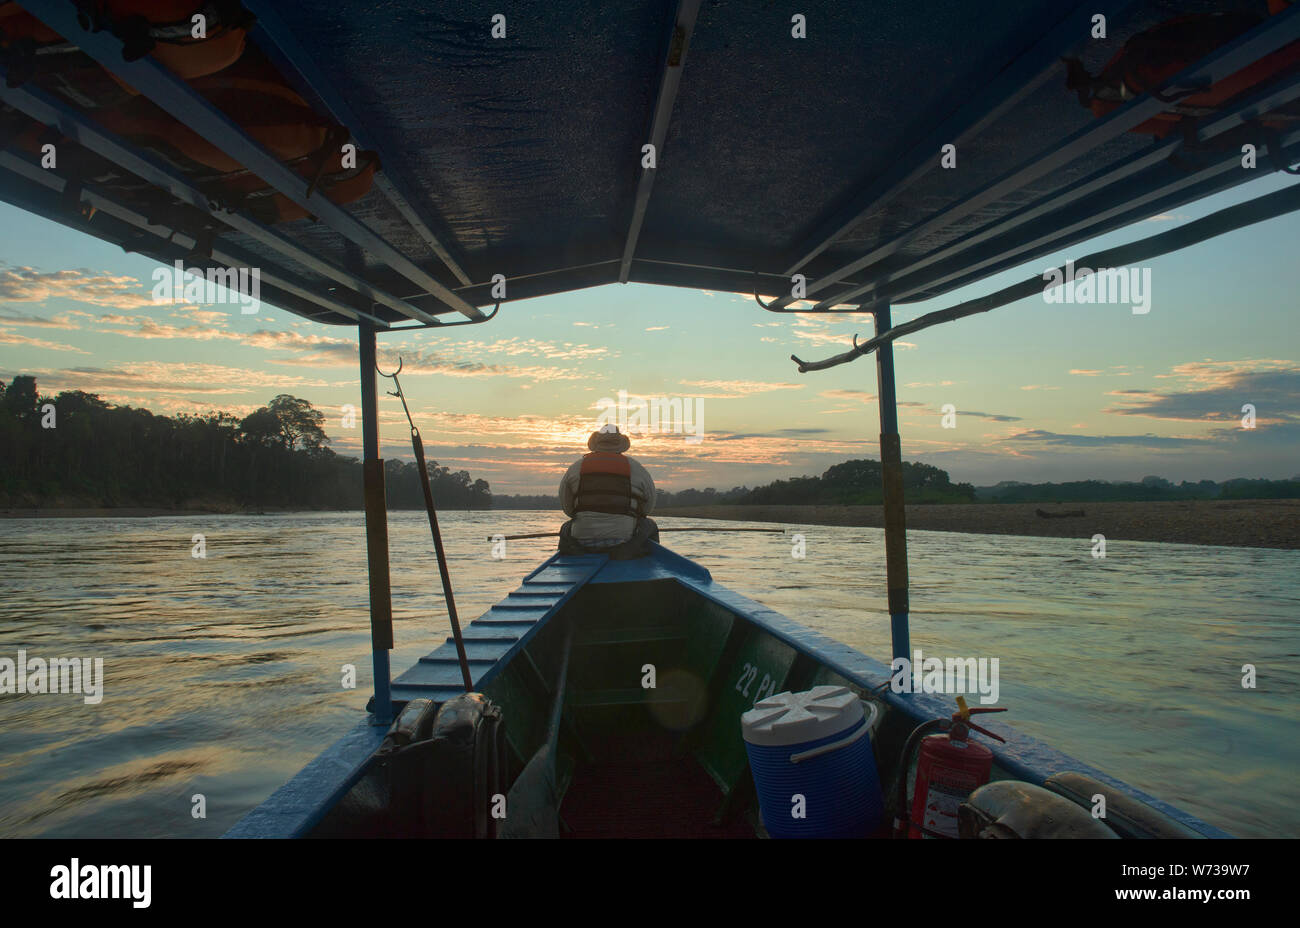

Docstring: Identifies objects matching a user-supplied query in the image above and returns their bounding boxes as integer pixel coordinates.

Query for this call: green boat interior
[303,552,1209,840]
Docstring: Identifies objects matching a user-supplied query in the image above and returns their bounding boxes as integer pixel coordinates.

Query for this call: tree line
[0,376,491,510]
[492,462,1300,509]
[975,475,1300,503]
[492,459,976,508]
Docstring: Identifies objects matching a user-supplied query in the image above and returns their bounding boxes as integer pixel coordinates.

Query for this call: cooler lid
[741,685,864,747]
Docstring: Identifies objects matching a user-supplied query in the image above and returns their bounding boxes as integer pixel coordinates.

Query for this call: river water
[0,511,1295,837]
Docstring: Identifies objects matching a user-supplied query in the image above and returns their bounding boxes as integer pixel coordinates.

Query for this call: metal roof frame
[2,2,1296,329]
[0,147,387,326]
[817,72,1300,310]
[242,0,473,288]
[811,72,1300,309]
[794,178,1300,372]
[19,0,485,322]
[0,71,450,327]
[766,1,1300,311]
[779,0,1143,278]
[618,0,702,283]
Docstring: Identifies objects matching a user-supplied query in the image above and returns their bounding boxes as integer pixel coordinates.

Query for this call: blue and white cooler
[741,685,884,838]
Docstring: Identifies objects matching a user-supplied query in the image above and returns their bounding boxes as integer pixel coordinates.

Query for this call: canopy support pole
[359,323,394,724]
[873,306,910,665]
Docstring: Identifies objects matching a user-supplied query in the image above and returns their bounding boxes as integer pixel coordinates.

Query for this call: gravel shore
[657,500,1300,550]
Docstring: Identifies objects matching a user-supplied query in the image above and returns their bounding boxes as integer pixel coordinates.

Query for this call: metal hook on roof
[376,355,419,436]
[437,299,502,326]
[753,271,784,311]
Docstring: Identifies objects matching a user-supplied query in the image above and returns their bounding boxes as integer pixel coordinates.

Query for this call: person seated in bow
[557,424,658,557]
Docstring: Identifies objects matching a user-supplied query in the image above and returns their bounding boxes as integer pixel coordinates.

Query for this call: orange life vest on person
[574,451,641,517]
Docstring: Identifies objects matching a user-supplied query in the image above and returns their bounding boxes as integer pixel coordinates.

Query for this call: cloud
[820,389,875,402]
[0,309,84,329]
[714,428,832,441]
[0,266,152,310]
[1069,369,1102,376]
[678,379,805,398]
[0,329,89,353]
[1106,361,1300,424]
[171,308,231,326]
[958,409,1023,422]
[80,319,590,383]
[432,336,610,361]
[1003,428,1207,448]
[26,362,331,396]
[785,313,866,347]
[645,326,669,332]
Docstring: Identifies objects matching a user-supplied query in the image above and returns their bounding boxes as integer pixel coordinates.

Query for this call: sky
[2,172,1298,496]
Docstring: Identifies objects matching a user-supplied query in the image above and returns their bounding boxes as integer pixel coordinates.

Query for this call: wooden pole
[410,428,474,691]
[359,322,393,724]
[873,306,911,664]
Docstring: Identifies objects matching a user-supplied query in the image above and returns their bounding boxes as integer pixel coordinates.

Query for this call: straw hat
[588,423,630,453]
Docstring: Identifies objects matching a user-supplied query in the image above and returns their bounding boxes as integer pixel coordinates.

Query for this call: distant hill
[973,476,1300,503]
[733,459,975,505]
[502,459,975,509]
[507,460,1300,509]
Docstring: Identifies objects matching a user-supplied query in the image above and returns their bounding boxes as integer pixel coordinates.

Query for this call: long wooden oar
[488,527,785,541]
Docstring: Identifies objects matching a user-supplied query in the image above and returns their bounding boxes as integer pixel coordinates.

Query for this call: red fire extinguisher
[895,697,1008,839]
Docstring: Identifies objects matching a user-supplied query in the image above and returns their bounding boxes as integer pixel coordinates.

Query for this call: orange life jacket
[0,1,250,87]
[31,47,382,224]
[0,3,60,44]
[1065,3,1300,138]
[574,452,640,517]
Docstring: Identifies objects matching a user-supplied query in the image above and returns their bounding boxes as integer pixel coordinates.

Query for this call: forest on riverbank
[0,376,491,510]
[495,462,1300,508]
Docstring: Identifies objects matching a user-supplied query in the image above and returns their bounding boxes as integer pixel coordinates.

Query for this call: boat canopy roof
[2,0,1299,329]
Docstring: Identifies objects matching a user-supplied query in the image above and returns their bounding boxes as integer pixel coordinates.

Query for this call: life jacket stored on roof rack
[210,154,380,224]
[0,3,60,44]
[1063,2,1300,138]
[574,451,641,518]
[95,56,337,173]
[81,1,252,80]
[4,9,377,225]
[0,1,251,88]
[86,53,380,223]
